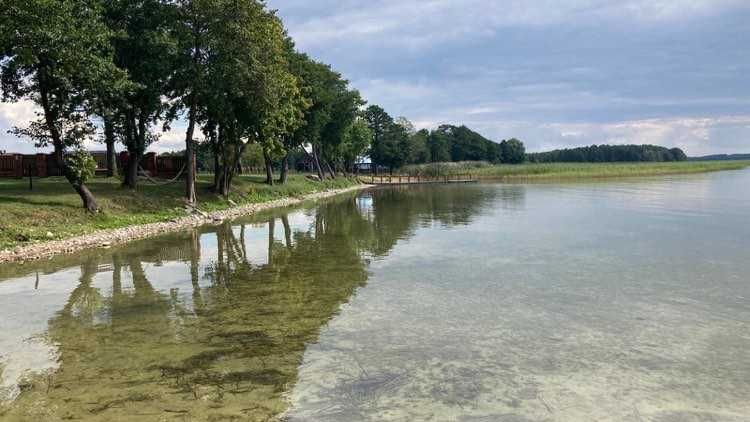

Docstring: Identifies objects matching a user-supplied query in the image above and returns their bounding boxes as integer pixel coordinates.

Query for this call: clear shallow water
[1,170,749,421]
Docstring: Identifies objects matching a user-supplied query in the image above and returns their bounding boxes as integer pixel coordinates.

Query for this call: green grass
[403,160,750,180]
[0,174,360,250]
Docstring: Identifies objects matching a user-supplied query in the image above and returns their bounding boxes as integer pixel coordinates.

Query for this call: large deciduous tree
[364,105,393,174]
[287,51,360,181]
[500,138,526,164]
[0,0,127,211]
[105,0,178,189]
[201,0,303,194]
[340,118,373,174]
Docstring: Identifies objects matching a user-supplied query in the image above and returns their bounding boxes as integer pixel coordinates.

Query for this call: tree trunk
[125,154,139,189]
[122,111,141,189]
[278,152,289,184]
[72,181,99,213]
[184,102,197,204]
[54,143,99,212]
[104,116,117,177]
[38,66,98,212]
[212,126,224,193]
[212,149,220,191]
[324,160,336,179]
[219,167,230,197]
[263,149,274,186]
[311,147,325,180]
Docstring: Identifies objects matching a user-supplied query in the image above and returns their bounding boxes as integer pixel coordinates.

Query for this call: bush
[64,149,97,185]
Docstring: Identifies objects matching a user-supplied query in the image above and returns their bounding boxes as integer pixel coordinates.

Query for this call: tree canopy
[0,0,619,211]
[527,144,688,163]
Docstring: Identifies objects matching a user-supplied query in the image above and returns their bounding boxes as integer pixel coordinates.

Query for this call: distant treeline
[527,144,688,163]
[364,108,527,172]
[417,125,526,165]
[689,154,750,161]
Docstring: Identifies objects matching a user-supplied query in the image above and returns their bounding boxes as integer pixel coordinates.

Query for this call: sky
[1,0,749,155]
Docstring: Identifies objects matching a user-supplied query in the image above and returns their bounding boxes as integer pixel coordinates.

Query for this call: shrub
[65,149,97,185]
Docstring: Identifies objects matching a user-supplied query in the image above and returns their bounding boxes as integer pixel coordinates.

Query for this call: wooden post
[28,164,33,190]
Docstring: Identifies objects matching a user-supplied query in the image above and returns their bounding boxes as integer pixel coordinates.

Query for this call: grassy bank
[0,174,359,250]
[403,160,750,180]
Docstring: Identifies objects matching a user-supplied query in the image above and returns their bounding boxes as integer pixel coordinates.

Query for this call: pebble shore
[0,184,369,264]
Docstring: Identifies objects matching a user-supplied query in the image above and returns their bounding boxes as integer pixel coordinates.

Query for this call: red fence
[0,153,59,178]
[120,152,190,179]
[0,152,190,179]
[0,154,22,177]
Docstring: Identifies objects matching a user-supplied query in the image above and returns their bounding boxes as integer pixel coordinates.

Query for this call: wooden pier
[364,174,478,185]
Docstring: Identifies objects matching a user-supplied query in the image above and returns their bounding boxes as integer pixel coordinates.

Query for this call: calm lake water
[1,169,750,421]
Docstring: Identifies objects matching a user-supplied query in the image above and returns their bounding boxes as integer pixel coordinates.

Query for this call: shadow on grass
[0,195,80,209]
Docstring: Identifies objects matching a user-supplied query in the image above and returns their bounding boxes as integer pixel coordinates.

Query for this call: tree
[200,0,303,192]
[500,138,526,164]
[105,0,178,189]
[340,118,373,173]
[364,105,394,173]
[0,0,127,211]
[168,0,214,203]
[373,120,411,172]
[286,49,358,181]
[395,116,416,135]
[427,129,451,162]
[408,129,430,164]
[319,87,364,178]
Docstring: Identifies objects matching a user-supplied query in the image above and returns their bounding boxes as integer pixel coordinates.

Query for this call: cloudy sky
[2,0,749,155]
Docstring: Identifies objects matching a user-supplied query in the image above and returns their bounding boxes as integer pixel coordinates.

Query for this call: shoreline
[0,184,370,265]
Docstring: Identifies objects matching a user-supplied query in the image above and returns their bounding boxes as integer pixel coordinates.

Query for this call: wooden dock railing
[366,173,477,185]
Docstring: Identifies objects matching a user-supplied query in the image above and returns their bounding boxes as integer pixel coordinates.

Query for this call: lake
[1,169,749,421]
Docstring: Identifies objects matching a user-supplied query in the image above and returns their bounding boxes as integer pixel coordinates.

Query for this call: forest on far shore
[527,144,688,163]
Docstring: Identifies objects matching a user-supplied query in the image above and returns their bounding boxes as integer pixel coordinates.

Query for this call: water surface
[1,170,749,421]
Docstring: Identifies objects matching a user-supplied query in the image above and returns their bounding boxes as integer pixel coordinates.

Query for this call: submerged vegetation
[0,186,497,420]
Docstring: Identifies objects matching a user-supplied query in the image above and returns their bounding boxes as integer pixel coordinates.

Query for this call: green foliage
[427,129,452,162]
[500,138,526,164]
[527,144,688,163]
[64,149,97,185]
[409,129,430,164]
[341,118,373,171]
[364,105,394,167]
[364,107,415,171]
[0,0,124,148]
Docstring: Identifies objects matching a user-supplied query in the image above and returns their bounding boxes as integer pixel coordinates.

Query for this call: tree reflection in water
[0,185,504,421]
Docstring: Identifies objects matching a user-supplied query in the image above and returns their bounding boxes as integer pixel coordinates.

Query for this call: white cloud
[0,100,38,127]
[276,0,749,48]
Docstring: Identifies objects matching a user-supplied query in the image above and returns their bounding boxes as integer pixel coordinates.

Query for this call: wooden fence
[0,153,61,178]
[366,173,477,185]
[0,152,190,179]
